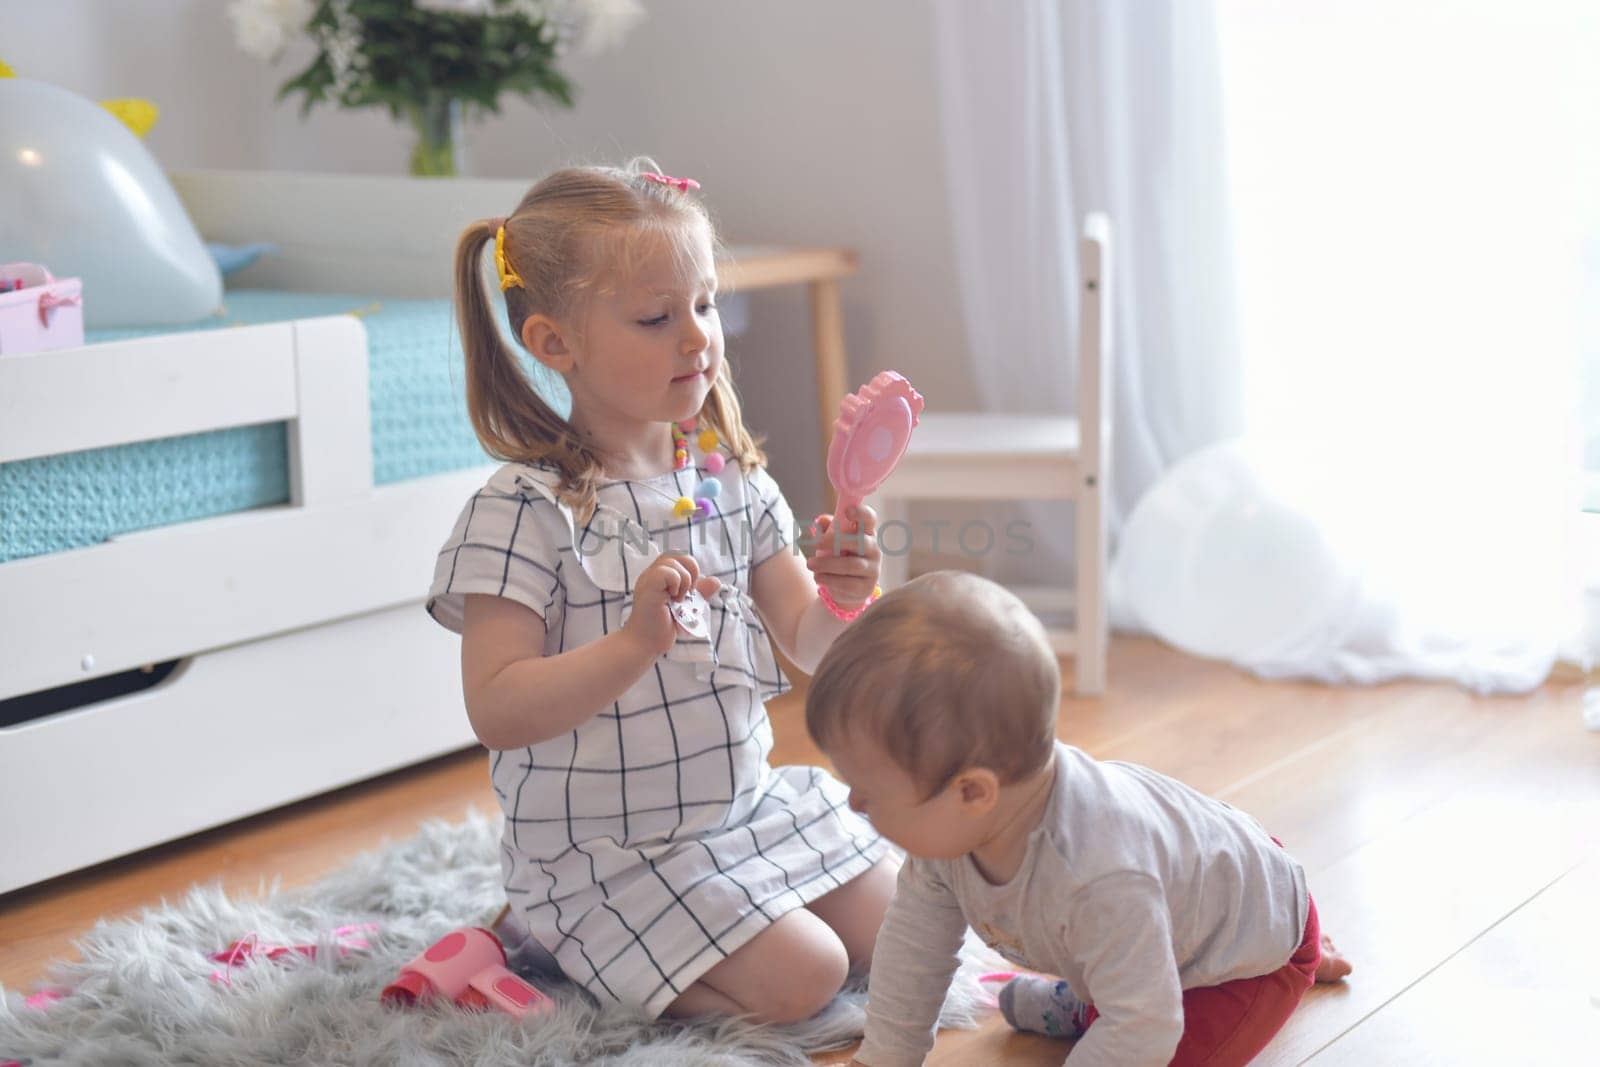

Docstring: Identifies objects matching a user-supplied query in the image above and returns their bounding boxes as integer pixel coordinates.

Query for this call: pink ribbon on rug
[208,922,379,985]
[973,971,1019,1011]
[22,985,69,1009]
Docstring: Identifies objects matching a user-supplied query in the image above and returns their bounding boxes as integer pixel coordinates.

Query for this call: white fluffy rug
[0,813,998,1066]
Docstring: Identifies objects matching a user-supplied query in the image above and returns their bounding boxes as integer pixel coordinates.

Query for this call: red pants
[1084,897,1322,1067]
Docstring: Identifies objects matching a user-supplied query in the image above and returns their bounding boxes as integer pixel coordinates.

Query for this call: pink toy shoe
[381,926,553,1018]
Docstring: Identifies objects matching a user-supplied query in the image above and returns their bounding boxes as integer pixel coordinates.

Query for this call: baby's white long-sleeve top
[857,741,1308,1067]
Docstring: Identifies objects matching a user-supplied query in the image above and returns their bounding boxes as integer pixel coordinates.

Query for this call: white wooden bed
[0,171,571,895]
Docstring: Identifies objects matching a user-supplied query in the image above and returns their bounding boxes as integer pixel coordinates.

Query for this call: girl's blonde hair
[453,160,766,520]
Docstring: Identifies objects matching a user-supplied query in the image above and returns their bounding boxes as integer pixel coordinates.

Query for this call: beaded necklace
[651,418,725,521]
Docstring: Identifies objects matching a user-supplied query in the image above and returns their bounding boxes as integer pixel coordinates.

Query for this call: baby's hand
[624,553,721,657]
[809,504,882,610]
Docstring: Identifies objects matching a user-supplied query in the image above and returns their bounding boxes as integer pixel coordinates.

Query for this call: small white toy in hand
[669,589,711,640]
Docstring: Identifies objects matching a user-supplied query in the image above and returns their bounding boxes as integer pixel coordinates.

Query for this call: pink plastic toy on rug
[382,926,553,1018]
[814,370,924,555]
[208,923,377,985]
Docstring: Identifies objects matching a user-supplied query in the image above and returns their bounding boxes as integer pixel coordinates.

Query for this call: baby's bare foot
[1314,933,1352,982]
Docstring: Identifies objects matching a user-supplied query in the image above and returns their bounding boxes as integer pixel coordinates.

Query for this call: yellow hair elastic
[494,224,524,292]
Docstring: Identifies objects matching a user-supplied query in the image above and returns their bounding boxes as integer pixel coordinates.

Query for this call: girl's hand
[808,505,881,610]
[625,553,722,657]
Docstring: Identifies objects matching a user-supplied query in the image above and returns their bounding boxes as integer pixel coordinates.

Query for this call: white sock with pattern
[997,975,1090,1039]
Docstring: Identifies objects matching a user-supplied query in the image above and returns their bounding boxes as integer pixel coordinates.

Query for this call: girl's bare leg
[664,906,850,1023]
[805,855,901,972]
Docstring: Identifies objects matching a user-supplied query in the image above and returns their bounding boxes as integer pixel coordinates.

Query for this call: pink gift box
[0,262,84,356]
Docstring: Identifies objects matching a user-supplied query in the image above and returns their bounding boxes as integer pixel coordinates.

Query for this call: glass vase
[405,97,466,178]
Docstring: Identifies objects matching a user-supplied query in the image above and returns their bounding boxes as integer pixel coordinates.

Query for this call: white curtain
[932,0,1243,532]
[932,0,1587,694]
[1203,1,1588,692]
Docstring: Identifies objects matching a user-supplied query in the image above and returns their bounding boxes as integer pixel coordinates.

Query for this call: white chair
[872,214,1112,695]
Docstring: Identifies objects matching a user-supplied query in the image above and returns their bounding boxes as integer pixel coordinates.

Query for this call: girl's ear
[955,768,1001,814]
[521,313,575,373]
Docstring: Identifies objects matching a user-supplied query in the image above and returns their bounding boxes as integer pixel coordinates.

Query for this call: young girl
[426,162,896,1024]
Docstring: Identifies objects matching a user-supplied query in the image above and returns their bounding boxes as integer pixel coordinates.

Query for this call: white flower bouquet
[228,0,645,175]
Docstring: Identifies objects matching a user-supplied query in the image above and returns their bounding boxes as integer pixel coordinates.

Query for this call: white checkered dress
[427,452,886,1017]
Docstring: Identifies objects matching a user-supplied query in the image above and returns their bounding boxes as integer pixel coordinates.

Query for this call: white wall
[2,0,975,510]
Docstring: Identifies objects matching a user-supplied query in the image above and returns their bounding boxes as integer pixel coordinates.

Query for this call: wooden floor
[2,636,1594,1065]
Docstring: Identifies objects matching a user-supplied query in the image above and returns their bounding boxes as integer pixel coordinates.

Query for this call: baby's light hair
[452,158,766,520]
[806,571,1061,798]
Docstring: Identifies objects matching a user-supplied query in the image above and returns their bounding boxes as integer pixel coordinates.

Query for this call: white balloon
[0,78,221,328]
[1114,441,1356,664]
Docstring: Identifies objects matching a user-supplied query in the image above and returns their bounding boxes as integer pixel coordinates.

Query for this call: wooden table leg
[809,278,849,511]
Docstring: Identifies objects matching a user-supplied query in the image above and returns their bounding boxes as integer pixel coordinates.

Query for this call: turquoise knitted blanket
[1,291,563,563]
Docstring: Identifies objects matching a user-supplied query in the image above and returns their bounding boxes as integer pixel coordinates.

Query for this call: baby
[806,571,1350,1067]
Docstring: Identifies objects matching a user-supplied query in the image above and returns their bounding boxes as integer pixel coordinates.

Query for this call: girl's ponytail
[452,218,605,518]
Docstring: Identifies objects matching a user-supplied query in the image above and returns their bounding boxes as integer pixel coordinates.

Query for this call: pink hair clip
[640,171,701,192]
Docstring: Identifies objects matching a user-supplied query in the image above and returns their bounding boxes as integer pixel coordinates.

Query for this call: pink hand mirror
[825,370,924,527]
